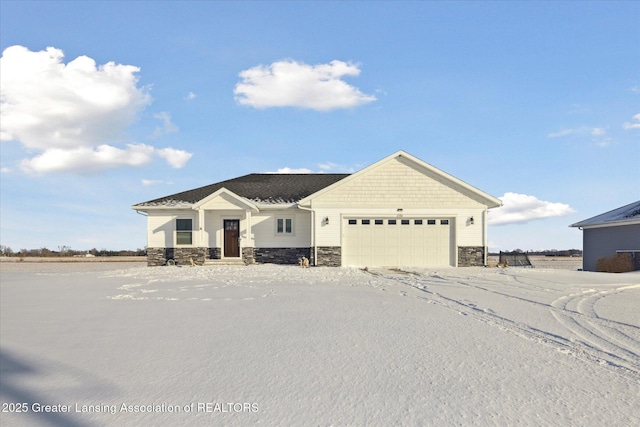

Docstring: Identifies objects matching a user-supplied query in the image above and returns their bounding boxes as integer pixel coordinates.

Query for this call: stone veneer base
[146,247,206,266]
[253,247,311,265]
[458,246,485,267]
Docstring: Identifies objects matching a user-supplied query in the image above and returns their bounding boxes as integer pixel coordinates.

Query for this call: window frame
[275,217,294,236]
[175,218,194,246]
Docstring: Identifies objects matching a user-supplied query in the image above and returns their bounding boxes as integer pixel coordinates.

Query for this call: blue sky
[1,1,638,252]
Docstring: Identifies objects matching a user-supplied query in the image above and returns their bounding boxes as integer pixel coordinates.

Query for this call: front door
[224,220,240,257]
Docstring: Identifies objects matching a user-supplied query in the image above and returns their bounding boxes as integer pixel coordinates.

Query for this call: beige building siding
[311,156,487,209]
[252,210,312,248]
[453,210,486,247]
[147,210,199,248]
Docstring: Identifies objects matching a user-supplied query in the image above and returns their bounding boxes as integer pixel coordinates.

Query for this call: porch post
[198,208,205,248]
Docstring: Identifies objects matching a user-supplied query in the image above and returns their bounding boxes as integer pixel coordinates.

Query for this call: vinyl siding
[311,156,487,209]
[147,210,198,247]
[252,210,312,248]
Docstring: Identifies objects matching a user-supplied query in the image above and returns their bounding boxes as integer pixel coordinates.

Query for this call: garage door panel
[343,218,453,267]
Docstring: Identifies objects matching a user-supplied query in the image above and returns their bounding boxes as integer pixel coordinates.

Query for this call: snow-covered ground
[1,263,638,426]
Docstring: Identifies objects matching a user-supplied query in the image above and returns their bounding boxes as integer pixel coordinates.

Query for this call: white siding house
[132,151,502,267]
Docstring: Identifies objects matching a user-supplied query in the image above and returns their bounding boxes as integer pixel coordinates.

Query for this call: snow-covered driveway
[1,264,638,426]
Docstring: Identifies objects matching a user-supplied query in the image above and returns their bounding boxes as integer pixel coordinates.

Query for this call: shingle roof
[134,173,350,207]
[570,200,640,228]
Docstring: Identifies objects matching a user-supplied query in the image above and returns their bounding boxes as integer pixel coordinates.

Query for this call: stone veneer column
[316,246,341,267]
[242,247,255,264]
[458,246,485,267]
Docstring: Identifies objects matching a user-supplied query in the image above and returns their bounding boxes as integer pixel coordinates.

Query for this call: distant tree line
[0,245,146,257]
[489,249,582,257]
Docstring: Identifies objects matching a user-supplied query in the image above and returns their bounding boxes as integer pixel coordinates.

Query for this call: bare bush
[596,253,634,273]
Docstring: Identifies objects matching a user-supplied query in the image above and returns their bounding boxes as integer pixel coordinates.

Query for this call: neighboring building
[570,200,640,272]
[132,151,502,267]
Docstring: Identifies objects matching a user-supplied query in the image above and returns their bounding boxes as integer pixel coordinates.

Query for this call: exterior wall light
[469,216,475,225]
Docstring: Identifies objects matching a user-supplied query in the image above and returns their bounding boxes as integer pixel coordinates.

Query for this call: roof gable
[299,150,502,209]
[193,188,259,211]
[570,200,640,228]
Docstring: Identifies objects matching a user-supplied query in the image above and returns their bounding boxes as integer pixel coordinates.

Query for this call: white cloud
[318,162,339,171]
[234,59,376,111]
[623,113,640,130]
[488,193,575,226]
[152,112,178,137]
[547,129,576,138]
[20,143,155,174]
[548,126,606,138]
[0,45,192,173]
[185,92,197,100]
[268,167,314,174]
[547,126,614,147]
[155,147,193,169]
[142,179,163,186]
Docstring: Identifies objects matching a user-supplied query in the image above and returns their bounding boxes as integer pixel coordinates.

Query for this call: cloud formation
[268,167,314,174]
[0,45,191,173]
[623,113,640,130]
[234,59,376,111]
[489,193,575,225]
[152,112,178,137]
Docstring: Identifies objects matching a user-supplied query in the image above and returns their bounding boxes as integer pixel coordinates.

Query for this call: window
[427,220,436,225]
[348,219,357,225]
[441,219,449,225]
[361,219,371,225]
[375,219,384,225]
[176,219,193,245]
[277,218,293,234]
[401,219,410,225]
[414,219,423,225]
[388,219,397,225]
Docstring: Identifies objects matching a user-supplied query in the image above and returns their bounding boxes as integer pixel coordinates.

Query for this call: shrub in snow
[596,253,634,273]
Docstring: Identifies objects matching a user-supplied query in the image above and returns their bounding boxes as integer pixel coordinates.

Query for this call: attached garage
[342,217,454,267]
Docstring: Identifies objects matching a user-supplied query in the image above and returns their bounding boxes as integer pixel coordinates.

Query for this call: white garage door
[342,218,453,268]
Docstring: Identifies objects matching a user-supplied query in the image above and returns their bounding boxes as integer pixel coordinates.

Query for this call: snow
[1,263,639,426]
[571,200,640,227]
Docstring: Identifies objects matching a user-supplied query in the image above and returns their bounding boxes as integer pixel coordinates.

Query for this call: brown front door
[224,220,240,257]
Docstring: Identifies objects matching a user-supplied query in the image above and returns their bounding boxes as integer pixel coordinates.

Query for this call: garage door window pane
[401,219,410,225]
[362,219,370,225]
[427,220,436,225]
[415,220,423,225]
[348,219,357,225]
[388,219,397,225]
[375,219,383,225]
[441,219,449,225]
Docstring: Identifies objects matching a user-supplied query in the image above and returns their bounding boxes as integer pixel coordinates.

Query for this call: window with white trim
[176,218,193,245]
[276,218,293,234]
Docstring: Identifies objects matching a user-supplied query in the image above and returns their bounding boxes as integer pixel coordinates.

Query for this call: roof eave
[570,218,640,229]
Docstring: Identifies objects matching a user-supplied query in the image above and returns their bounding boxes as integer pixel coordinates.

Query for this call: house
[132,151,502,267]
[570,200,640,272]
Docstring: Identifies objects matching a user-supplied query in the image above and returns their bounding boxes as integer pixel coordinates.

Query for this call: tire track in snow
[550,286,640,371]
[374,269,640,378]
